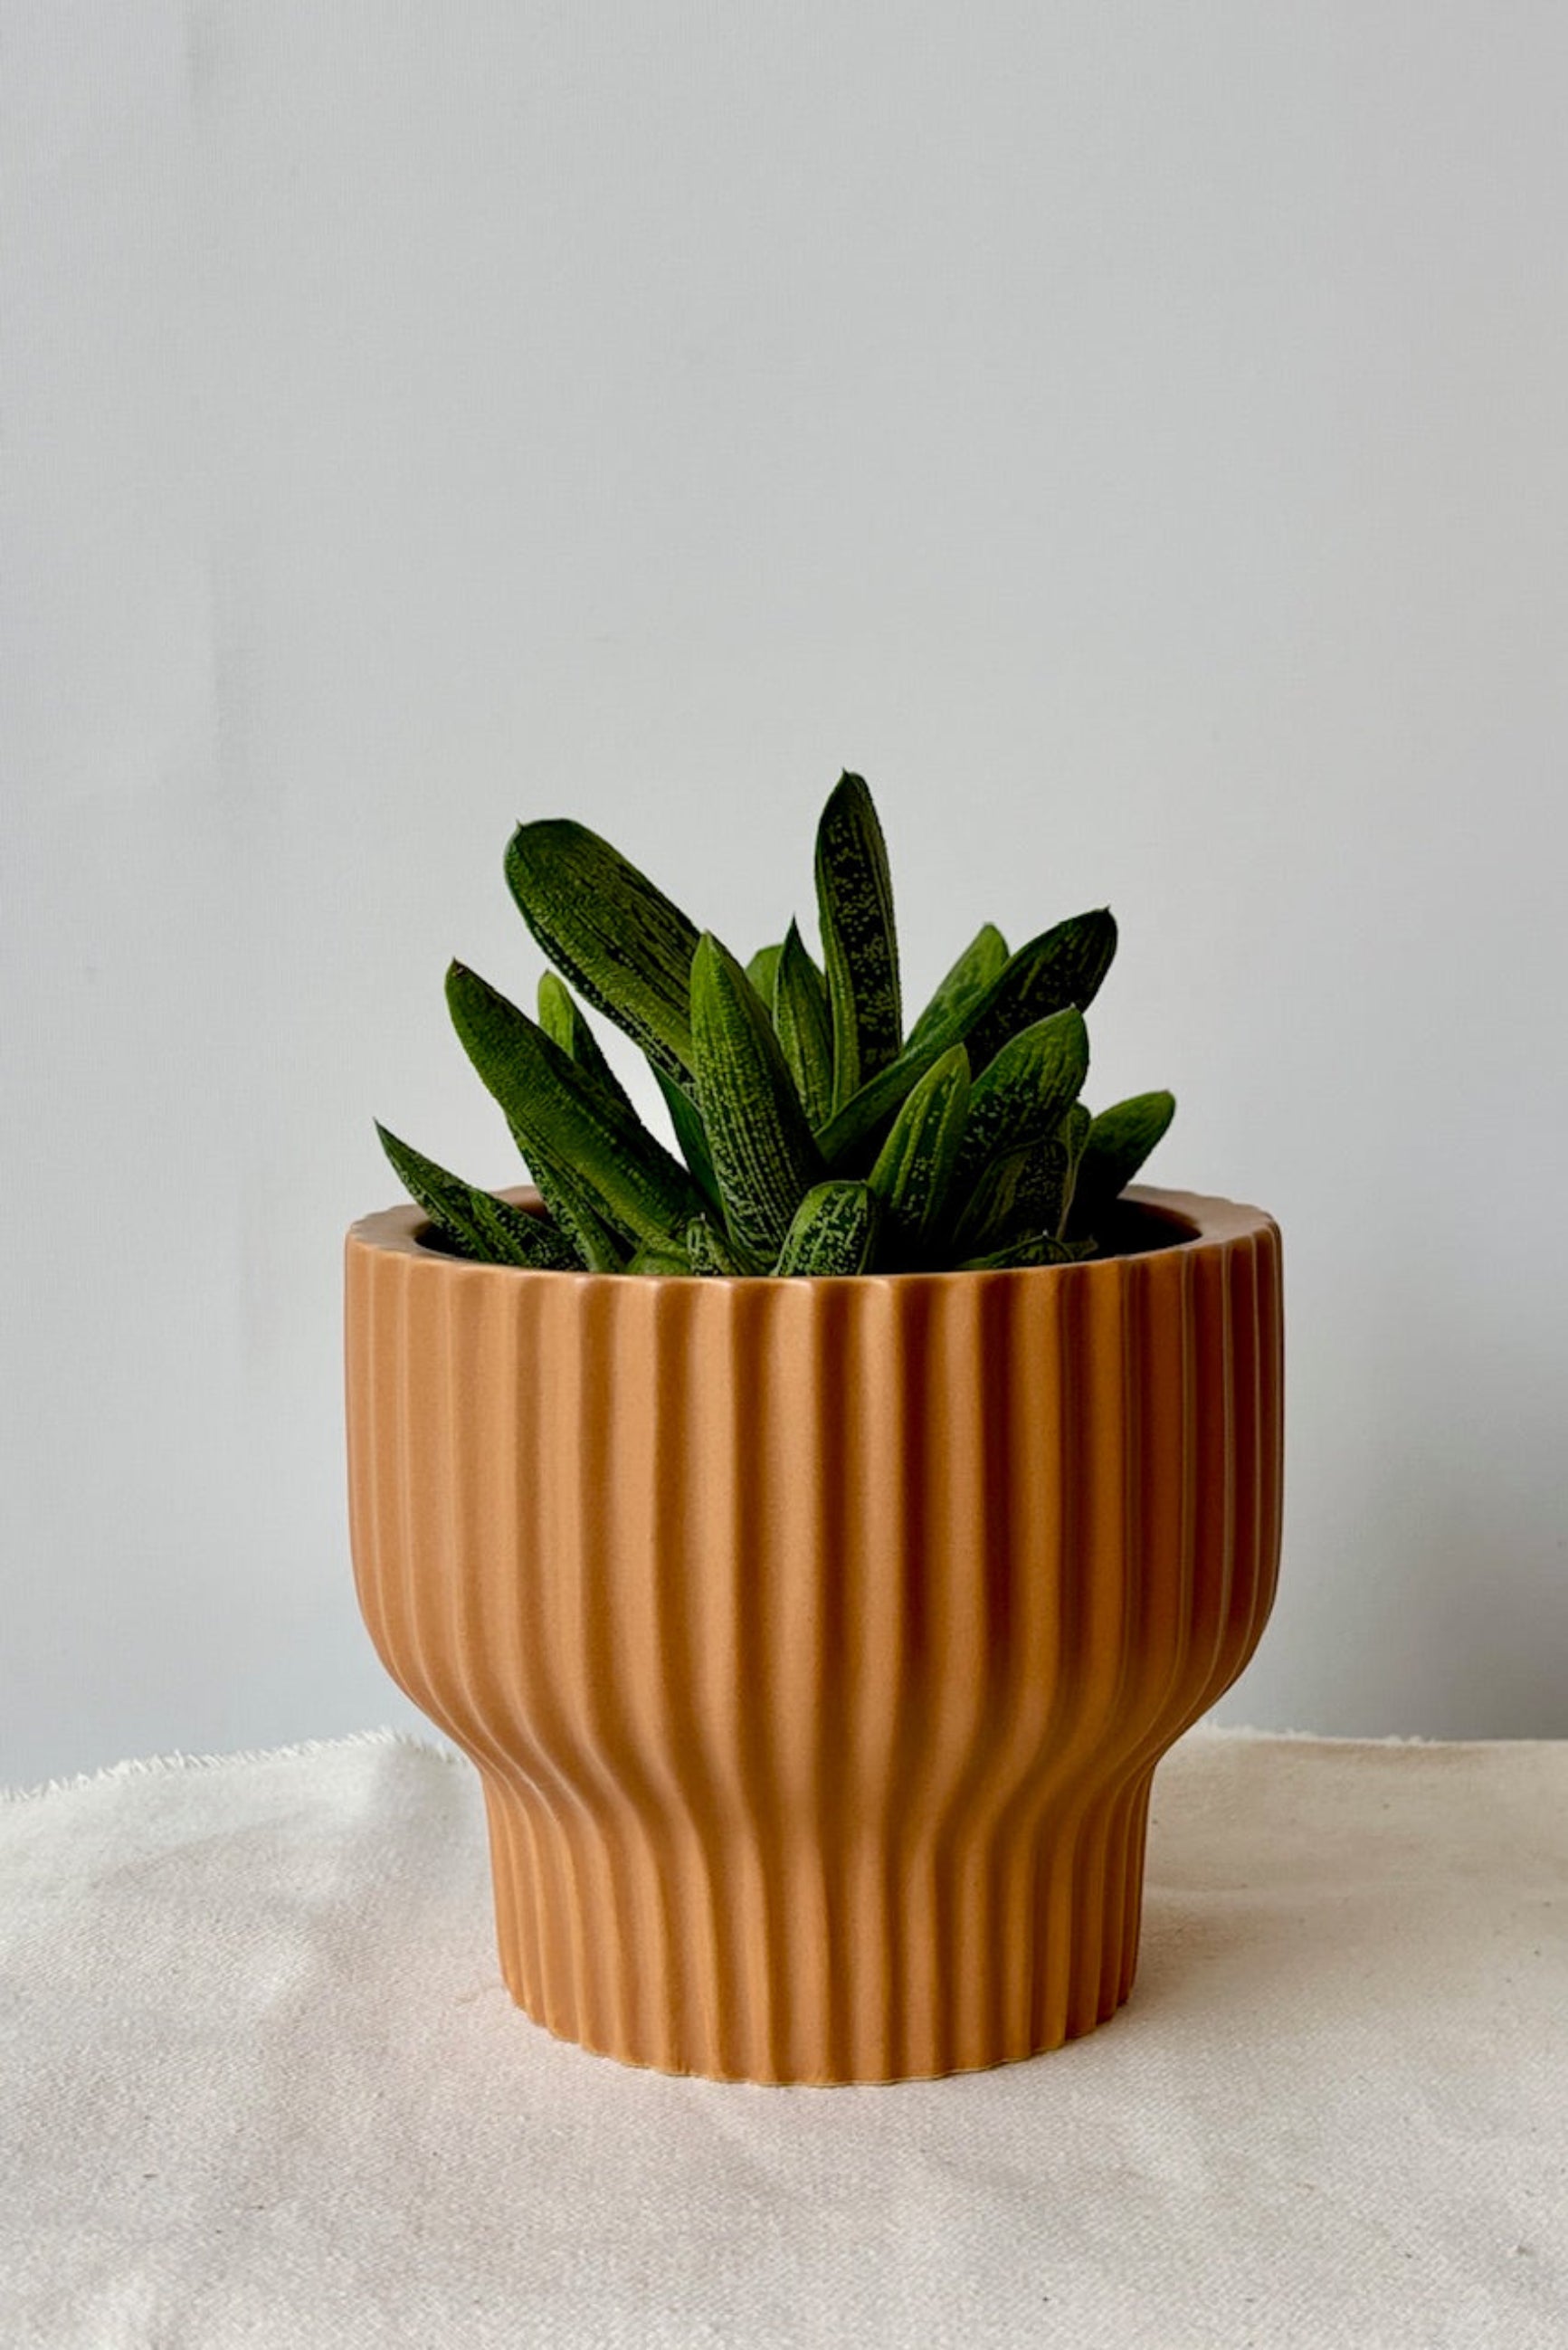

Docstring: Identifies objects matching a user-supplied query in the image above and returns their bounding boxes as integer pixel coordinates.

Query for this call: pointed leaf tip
[774,917,834,1132]
[375,1120,580,1269]
[815,771,902,1115]
[505,817,701,1080]
[445,960,702,1248]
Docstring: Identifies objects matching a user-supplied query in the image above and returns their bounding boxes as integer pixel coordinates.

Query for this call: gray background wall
[5,2,1565,1784]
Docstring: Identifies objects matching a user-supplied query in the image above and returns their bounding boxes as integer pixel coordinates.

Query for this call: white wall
[5,2,1565,1784]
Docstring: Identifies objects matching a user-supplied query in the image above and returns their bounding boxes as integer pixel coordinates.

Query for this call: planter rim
[346,1184,1274,1285]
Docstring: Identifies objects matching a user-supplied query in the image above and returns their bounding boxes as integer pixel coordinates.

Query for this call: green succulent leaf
[375,1123,580,1269]
[685,1213,757,1277]
[905,922,1009,1059]
[746,942,784,1005]
[815,1039,944,1170]
[446,960,703,1247]
[518,1136,629,1270]
[536,967,580,1058]
[773,918,835,1132]
[689,932,825,1262]
[537,972,637,1121]
[957,1231,1098,1271]
[625,1233,694,1275]
[867,1043,971,1266]
[815,772,903,1115]
[1056,1101,1093,1235]
[505,819,701,1081]
[952,1007,1090,1201]
[653,1067,724,1217]
[1069,1089,1178,1233]
[961,910,1118,1074]
[773,1180,882,1277]
[816,913,1112,1168]
[953,1118,1075,1261]
[409,779,1168,1280]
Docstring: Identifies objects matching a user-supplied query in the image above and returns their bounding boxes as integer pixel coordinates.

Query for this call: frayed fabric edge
[1194,1721,1449,1746]
[1,1726,462,1807]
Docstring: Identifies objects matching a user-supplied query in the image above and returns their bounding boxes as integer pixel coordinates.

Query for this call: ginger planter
[346,1184,1281,2085]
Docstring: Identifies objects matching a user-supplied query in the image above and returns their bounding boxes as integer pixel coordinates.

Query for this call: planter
[345,1184,1282,2083]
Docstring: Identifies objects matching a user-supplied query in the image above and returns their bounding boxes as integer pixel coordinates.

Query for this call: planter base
[481,1763,1156,2082]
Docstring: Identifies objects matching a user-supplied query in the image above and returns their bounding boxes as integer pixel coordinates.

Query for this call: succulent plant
[376,773,1176,1276]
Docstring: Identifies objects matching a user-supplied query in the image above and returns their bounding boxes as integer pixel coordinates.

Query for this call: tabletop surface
[3,1727,1563,2349]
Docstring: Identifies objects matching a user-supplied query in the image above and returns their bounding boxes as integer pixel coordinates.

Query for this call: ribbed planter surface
[346,1185,1282,2084]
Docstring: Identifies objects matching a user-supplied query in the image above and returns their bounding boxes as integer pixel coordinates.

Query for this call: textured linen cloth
[2,1730,1563,2350]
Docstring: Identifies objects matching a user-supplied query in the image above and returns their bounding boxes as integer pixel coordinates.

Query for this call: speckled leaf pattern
[814,1037,945,1170]
[950,1099,1088,1259]
[815,916,1108,1170]
[773,918,835,1132]
[867,1044,971,1266]
[904,922,1009,1058]
[773,1180,881,1276]
[505,819,702,1081]
[373,1125,580,1269]
[536,972,638,1123]
[382,778,1176,1272]
[961,910,1117,1074]
[951,1008,1090,1203]
[689,934,825,1261]
[815,773,903,1115]
[1069,1090,1178,1235]
[517,1134,630,1270]
[446,961,703,1246]
[952,1123,1069,1260]
[685,1213,755,1276]
[653,1068,724,1217]
[955,1230,1098,1270]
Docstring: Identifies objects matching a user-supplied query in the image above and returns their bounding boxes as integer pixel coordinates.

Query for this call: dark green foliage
[773,919,834,1133]
[626,1233,695,1275]
[378,774,1176,1275]
[654,1067,724,1216]
[812,916,1110,1167]
[960,911,1118,1074]
[954,1114,1079,1263]
[1068,1090,1178,1236]
[505,818,701,1080]
[950,1009,1089,1203]
[536,971,638,1123]
[813,1034,953,1170]
[815,773,902,1114]
[1054,1101,1094,1239]
[689,933,824,1261]
[519,1135,629,1271]
[746,942,784,1004]
[867,1044,971,1267]
[686,1213,756,1276]
[445,960,702,1245]
[904,923,1009,1059]
[958,1231,1098,1271]
[774,1182,881,1276]
[375,1125,579,1269]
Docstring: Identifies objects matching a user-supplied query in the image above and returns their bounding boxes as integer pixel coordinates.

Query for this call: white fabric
[2,1729,1564,2349]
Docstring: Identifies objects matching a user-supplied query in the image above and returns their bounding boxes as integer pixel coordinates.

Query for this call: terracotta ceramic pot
[345,1185,1282,2084]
